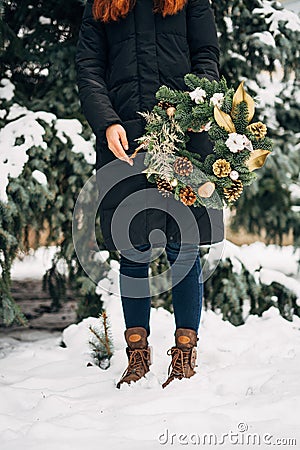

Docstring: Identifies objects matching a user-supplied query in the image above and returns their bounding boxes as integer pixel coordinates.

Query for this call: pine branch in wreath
[136,74,273,208]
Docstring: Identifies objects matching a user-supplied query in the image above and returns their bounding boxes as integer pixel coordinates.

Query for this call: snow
[54,119,95,165]
[0,107,55,203]
[252,31,276,48]
[223,16,233,33]
[10,246,109,280]
[253,1,300,33]
[39,68,49,77]
[39,16,51,25]
[6,103,31,121]
[246,68,292,130]
[0,78,15,101]
[9,246,67,280]
[0,306,299,449]
[32,170,48,185]
[1,240,300,448]
[10,240,300,298]
[289,182,300,201]
[227,50,247,62]
[0,79,95,203]
[205,240,300,302]
[221,240,300,278]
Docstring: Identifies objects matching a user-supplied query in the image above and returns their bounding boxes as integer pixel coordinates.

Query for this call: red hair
[92,0,188,23]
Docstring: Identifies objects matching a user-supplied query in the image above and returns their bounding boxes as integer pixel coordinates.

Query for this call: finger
[109,140,133,166]
[119,128,129,151]
[112,138,128,157]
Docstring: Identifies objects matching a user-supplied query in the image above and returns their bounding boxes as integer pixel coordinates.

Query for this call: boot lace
[166,347,191,378]
[119,347,150,380]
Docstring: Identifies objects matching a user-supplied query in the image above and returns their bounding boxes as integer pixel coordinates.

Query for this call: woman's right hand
[106,124,133,166]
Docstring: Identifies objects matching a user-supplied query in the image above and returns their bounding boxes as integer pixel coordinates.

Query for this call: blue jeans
[119,242,203,337]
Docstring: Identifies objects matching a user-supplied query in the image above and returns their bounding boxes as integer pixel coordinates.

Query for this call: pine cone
[246,122,267,139]
[212,159,231,178]
[179,185,197,206]
[173,156,193,176]
[157,100,174,110]
[223,179,243,202]
[156,177,173,197]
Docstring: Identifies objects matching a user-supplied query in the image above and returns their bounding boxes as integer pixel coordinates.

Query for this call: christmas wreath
[130,74,273,208]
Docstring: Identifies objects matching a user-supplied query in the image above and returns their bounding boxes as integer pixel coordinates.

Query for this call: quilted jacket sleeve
[75,0,123,139]
[186,0,220,82]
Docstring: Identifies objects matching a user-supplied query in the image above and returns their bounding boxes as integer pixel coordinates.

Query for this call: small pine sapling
[88,310,114,369]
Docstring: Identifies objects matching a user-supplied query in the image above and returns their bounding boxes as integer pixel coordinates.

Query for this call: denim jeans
[119,242,203,337]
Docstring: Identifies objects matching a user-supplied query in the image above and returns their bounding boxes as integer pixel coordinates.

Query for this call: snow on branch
[0,78,95,203]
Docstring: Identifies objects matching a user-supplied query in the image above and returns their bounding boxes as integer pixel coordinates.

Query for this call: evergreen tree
[88,310,114,369]
[0,78,106,326]
[203,254,299,326]
[0,0,83,117]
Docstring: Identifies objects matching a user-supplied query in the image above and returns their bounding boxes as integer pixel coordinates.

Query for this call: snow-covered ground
[1,241,300,449]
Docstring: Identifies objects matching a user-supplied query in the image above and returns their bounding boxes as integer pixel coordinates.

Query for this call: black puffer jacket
[75,0,224,251]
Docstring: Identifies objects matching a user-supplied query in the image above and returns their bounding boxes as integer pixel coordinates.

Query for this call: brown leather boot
[116,326,152,389]
[162,328,199,389]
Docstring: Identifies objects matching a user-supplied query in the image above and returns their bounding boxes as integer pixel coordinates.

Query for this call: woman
[75,0,224,389]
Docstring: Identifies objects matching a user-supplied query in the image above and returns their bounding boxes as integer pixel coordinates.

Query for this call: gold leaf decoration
[245,149,271,171]
[214,106,236,133]
[232,80,255,122]
[232,81,245,108]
